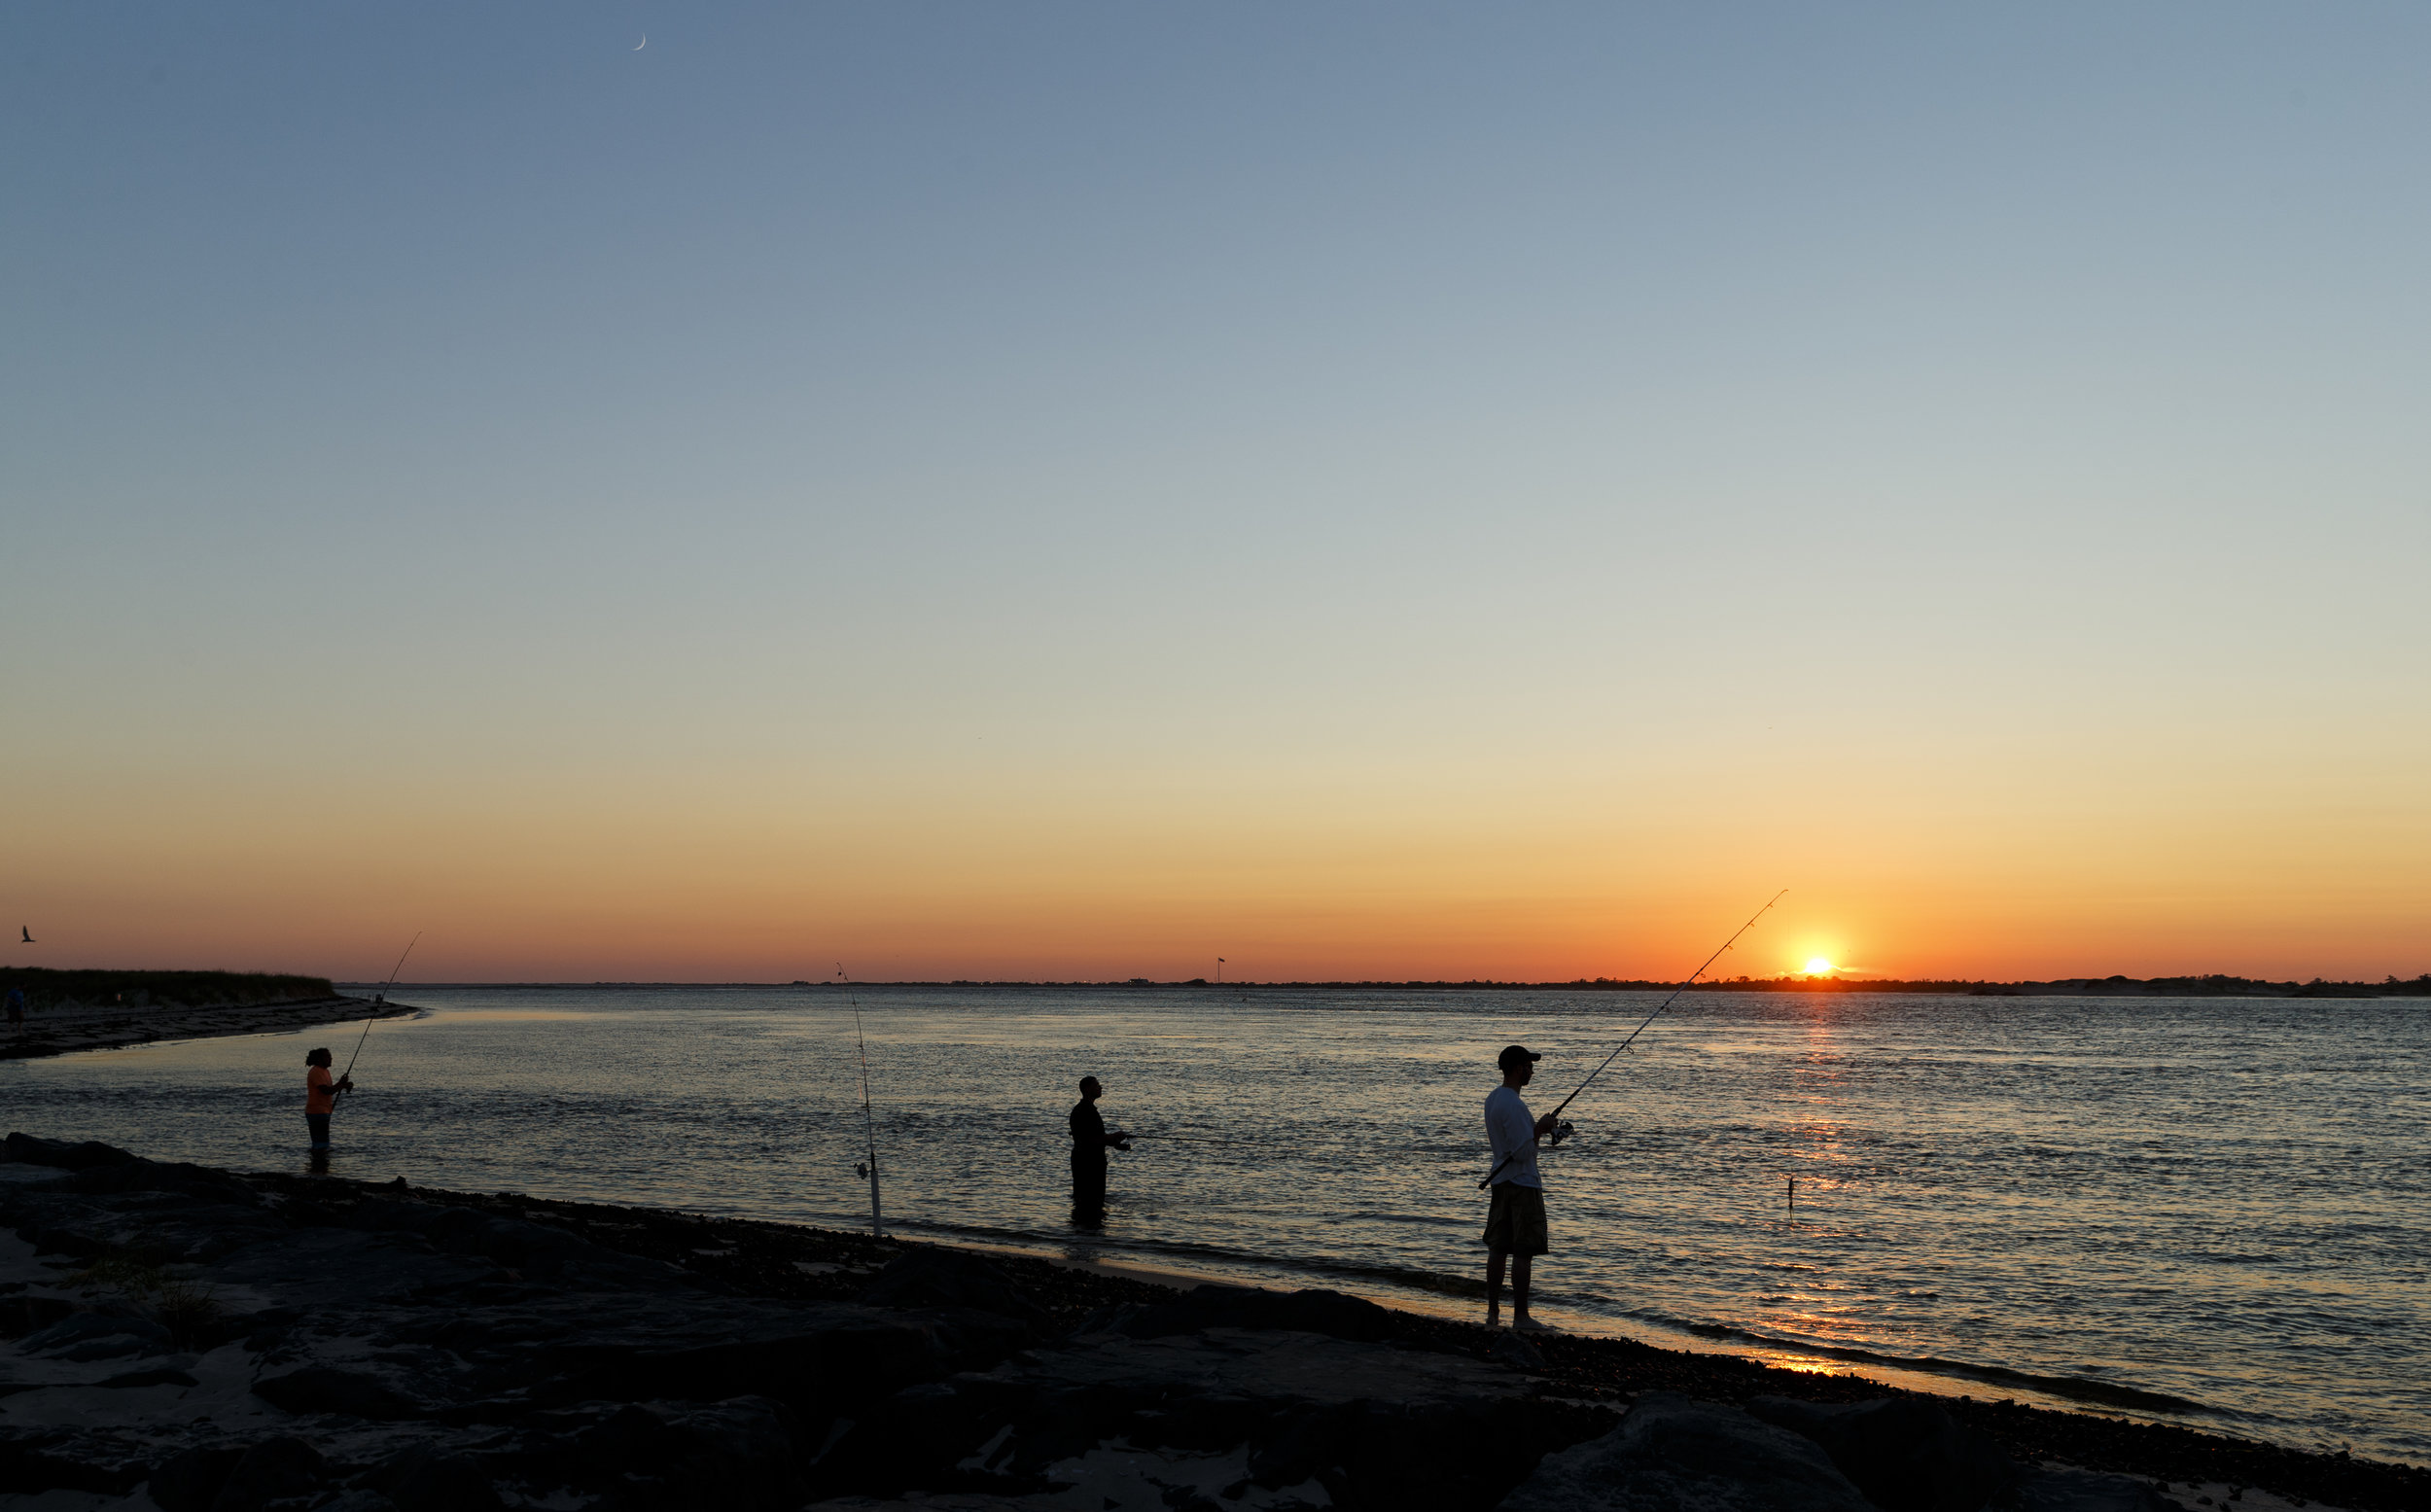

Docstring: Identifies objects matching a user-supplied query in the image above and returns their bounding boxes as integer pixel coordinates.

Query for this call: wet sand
[0,995,412,1061]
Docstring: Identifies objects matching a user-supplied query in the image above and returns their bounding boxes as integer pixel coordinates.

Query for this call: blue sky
[5,4,2426,979]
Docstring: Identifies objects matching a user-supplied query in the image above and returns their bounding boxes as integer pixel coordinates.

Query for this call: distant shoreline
[339,974,2431,998]
[0,992,411,1062]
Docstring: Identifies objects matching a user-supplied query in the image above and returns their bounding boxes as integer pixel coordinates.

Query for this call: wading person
[304,1047,354,1153]
[1484,1043,1561,1331]
[1069,1075,1130,1223]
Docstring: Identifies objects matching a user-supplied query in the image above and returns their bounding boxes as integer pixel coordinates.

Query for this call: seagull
[19,927,31,943]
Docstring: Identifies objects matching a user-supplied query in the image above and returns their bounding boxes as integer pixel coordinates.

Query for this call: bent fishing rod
[1479,890,1785,1190]
[837,965,884,1238]
[335,932,418,1111]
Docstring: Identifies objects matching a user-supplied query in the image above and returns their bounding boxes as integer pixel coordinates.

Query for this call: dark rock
[801,1499,1034,1511]
[526,1302,971,1412]
[65,1157,263,1206]
[339,1200,696,1289]
[1490,1330,1548,1372]
[2008,1467,2185,1511]
[859,1248,1050,1324]
[207,1436,326,1511]
[817,1325,1601,1512]
[2,1132,141,1170]
[0,1292,77,1338]
[571,1396,808,1510]
[18,1310,176,1360]
[1107,1283,1401,1343]
[98,1367,201,1389]
[150,1446,248,1512]
[0,1427,153,1494]
[1497,1391,1876,1512]
[18,1223,111,1258]
[254,1365,432,1421]
[1749,1393,2017,1512]
[3,1179,290,1265]
[385,1448,504,1512]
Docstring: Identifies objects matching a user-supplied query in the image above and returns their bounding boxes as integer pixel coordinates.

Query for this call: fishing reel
[1545,1121,1577,1148]
[854,1163,871,1181]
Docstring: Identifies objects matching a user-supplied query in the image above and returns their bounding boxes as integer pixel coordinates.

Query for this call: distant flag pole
[1216,957,1224,984]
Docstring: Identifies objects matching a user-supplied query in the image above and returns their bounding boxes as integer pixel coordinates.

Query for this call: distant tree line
[0,967,336,1010]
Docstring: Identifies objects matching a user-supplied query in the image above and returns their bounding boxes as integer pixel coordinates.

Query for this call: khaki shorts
[1482,1182,1549,1256]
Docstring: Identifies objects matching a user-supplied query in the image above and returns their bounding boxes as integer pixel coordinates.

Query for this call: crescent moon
[634,35,647,51]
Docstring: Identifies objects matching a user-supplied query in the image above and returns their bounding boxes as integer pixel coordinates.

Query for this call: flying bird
[19,927,32,943]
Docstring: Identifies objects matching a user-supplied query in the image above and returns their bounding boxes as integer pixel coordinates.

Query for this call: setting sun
[1804,958,1835,975]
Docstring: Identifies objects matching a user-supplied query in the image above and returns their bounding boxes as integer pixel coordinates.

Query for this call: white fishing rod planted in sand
[835,965,884,1239]
[1479,891,1785,1189]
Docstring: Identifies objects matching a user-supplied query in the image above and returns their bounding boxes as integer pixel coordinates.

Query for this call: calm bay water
[4,986,2423,1463]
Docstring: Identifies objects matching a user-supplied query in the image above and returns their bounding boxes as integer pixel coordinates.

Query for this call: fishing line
[1478,890,1785,1189]
[335,932,418,1112]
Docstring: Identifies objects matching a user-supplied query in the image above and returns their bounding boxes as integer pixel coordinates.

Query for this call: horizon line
[303,970,2430,995]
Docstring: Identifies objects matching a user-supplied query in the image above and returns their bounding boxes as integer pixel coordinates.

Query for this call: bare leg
[1486,1249,1507,1325]
[1511,1255,1533,1322]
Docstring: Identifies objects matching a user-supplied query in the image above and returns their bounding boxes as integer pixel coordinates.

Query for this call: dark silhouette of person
[1069,1075,1130,1222]
[1483,1043,1562,1331]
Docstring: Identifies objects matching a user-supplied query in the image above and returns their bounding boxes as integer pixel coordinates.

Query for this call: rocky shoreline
[3,1135,2420,1512]
[0,997,410,1062]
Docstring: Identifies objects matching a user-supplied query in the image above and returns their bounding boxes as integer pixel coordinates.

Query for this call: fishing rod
[335,932,418,1111]
[837,965,884,1239]
[1478,890,1785,1190]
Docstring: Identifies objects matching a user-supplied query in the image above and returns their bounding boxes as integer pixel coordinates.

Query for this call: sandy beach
[3,1133,2421,1512]
[0,996,412,1063]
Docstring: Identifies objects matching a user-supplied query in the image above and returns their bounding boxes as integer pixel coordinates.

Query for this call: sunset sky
[6,5,2426,984]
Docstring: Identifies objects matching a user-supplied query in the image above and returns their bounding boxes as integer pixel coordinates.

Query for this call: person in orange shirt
[304,1047,354,1152]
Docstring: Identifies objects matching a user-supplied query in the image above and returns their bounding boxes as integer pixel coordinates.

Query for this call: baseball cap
[1497,1044,1541,1072]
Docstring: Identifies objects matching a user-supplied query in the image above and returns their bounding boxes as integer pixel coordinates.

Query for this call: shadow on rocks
[1084,1283,1401,1344]
[2002,1467,2187,1511]
[1497,1392,1877,1512]
[1515,1393,2189,1512]
[2,1132,142,1171]
[253,1364,433,1422]
[858,1248,1050,1326]
[150,1436,325,1512]
[370,1443,504,1512]
[147,1446,247,1512]
[1748,1394,2016,1512]
[1747,1396,2187,1512]
[480,1397,807,1512]
[815,1325,1607,1512]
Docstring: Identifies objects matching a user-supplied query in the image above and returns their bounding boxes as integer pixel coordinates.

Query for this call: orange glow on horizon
[6,734,2426,984]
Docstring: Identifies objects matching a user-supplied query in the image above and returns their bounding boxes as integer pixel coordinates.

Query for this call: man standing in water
[1069,1075,1131,1223]
[304,1047,354,1154]
[1484,1044,1561,1330]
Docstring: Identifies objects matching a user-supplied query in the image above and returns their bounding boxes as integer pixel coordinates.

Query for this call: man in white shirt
[1483,1043,1562,1330]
